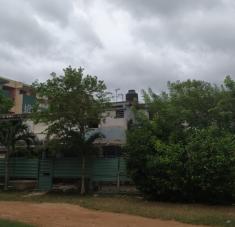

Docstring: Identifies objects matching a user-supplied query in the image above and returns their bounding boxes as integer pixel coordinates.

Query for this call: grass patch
[0,191,235,227]
[0,219,33,227]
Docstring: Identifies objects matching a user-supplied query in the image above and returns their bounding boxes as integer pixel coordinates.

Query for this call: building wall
[0,77,47,141]
[100,110,128,129]
[96,102,138,146]
[22,95,36,113]
[26,120,47,141]
[99,102,135,131]
[0,77,35,114]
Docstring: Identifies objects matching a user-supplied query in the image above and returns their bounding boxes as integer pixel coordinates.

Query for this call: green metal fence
[53,158,91,178]
[0,157,130,191]
[38,160,53,191]
[0,158,39,179]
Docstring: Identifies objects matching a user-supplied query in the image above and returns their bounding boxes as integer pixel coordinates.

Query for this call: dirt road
[0,201,204,227]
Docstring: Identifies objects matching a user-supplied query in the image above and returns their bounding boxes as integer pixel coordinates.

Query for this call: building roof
[0,76,31,90]
[0,77,8,85]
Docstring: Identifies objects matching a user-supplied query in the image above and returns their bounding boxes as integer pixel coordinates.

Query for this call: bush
[184,127,235,203]
[127,78,235,203]
[126,126,235,203]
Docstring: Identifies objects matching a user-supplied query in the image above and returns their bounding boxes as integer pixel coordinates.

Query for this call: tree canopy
[0,87,36,190]
[0,90,13,114]
[126,77,235,203]
[32,66,109,194]
[33,66,109,138]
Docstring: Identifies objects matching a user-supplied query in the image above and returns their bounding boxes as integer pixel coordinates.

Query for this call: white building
[1,81,146,157]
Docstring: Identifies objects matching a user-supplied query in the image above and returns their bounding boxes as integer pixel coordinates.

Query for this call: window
[115,109,124,118]
[20,90,26,95]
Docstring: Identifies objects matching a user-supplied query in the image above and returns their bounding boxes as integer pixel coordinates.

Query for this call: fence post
[117,157,120,192]
[37,158,40,190]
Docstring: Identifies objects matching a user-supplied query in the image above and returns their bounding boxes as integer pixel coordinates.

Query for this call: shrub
[126,125,235,203]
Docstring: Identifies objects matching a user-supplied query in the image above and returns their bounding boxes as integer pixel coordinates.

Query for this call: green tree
[32,66,109,194]
[212,76,235,132]
[0,90,13,113]
[0,119,35,190]
[0,89,13,190]
[143,80,222,142]
[127,78,235,203]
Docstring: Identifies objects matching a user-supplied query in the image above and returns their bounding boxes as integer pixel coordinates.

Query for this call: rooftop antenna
[115,88,120,103]
[118,93,124,102]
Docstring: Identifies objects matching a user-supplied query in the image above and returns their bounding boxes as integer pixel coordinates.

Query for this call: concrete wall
[100,110,127,129]
[26,120,47,141]
[0,77,36,114]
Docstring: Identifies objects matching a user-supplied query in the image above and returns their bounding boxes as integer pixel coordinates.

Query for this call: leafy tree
[0,90,13,113]
[32,66,109,194]
[213,76,235,132]
[184,127,235,202]
[127,78,235,203]
[0,90,12,190]
[143,80,222,142]
[0,119,35,190]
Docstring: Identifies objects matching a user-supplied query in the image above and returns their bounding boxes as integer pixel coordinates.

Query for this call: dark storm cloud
[0,0,102,83]
[0,0,53,53]
[90,49,181,93]
[0,0,235,95]
[133,10,235,54]
[112,0,223,18]
[108,0,235,90]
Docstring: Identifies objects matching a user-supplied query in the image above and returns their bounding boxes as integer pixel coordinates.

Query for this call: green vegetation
[0,219,33,227]
[0,89,13,114]
[32,66,109,194]
[0,192,234,227]
[126,77,235,203]
[0,120,35,190]
[0,90,35,191]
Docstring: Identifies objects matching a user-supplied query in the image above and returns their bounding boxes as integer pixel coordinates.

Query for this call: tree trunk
[81,154,86,195]
[4,150,10,191]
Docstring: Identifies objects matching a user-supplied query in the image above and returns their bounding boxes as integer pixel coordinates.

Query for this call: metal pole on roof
[118,93,124,102]
[115,88,120,103]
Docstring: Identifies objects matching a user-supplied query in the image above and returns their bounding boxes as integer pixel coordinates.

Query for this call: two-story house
[1,77,144,157]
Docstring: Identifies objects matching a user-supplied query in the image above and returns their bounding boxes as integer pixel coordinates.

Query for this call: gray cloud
[25,0,74,26]
[0,0,235,96]
[0,0,53,53]
[89,49,181,93]
[112,0,224,18]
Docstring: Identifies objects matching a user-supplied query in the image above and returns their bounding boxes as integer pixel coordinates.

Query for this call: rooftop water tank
[126,90,138,103]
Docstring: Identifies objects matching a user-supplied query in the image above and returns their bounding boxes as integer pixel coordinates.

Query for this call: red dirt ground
[0,201,205,227]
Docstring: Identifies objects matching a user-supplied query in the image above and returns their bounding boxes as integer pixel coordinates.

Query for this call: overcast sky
[1,0,235,97]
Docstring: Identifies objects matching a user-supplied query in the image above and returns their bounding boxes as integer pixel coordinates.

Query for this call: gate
[38,159,53,191]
